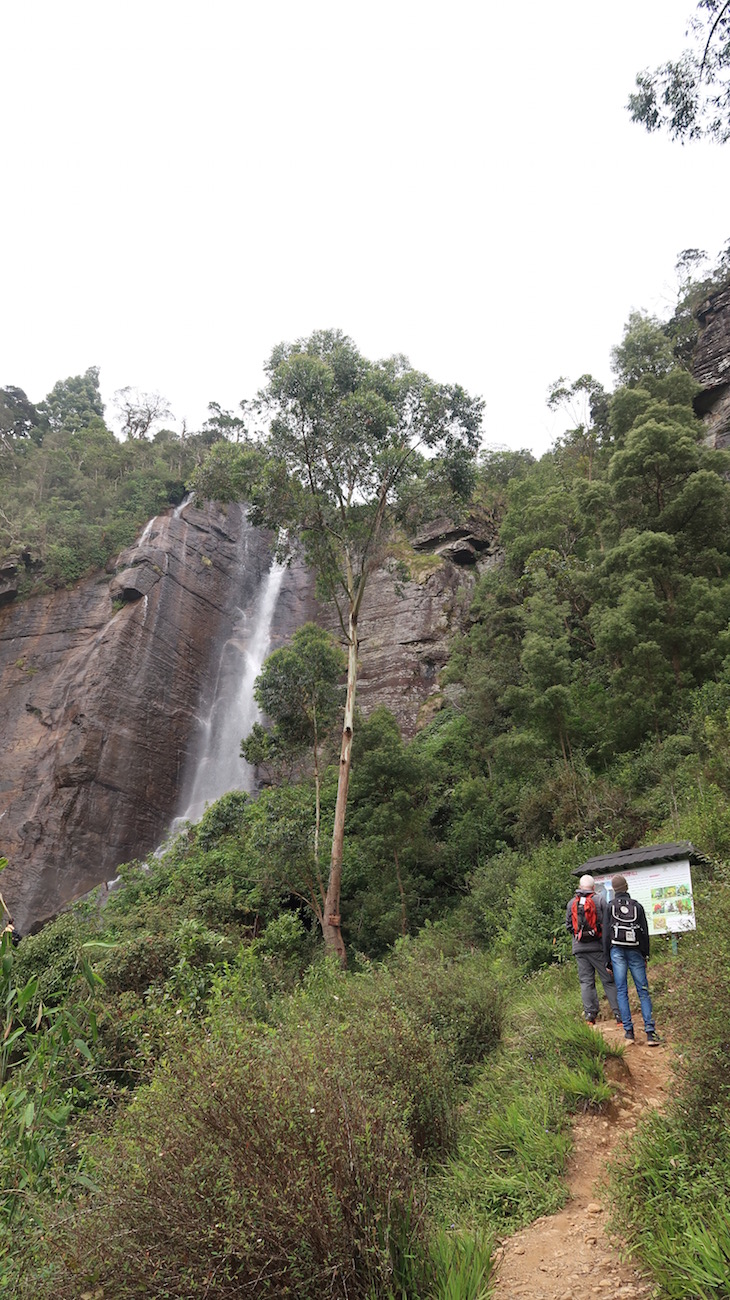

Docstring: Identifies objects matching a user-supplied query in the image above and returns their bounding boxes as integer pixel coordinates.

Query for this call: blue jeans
[609,946,655,1035]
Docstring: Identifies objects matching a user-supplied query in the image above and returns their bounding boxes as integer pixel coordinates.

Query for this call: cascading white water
[173,553,286,827]
[173,491,193,518]
[104,502,287,889]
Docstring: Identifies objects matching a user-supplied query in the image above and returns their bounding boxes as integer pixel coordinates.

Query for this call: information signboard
[592,859,696,936]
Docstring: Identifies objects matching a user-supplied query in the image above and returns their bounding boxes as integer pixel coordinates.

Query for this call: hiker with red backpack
[604,873,661,1046]
[566,874,621,1026]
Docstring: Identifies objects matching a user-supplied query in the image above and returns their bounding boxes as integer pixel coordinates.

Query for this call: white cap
[579,874,595,890]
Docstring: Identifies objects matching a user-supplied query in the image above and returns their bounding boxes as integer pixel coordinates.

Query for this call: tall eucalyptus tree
[194,329,483,962]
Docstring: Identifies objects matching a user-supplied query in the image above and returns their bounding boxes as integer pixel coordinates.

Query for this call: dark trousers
[575,949,620,1019]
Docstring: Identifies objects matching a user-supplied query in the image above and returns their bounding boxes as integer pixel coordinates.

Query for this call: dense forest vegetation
[2,252,730,1296]
[0,370,228,593]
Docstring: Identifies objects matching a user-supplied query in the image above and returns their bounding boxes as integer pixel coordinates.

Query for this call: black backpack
[610,897,640,946]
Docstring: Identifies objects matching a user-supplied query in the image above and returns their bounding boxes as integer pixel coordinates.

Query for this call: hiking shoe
[614,1014,622,1024]
[624,1031,635,1044]
[586,1018,596,1025]
[645,1031,662,1047]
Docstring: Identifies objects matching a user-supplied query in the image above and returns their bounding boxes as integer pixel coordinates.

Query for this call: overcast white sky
[2,0,728,456]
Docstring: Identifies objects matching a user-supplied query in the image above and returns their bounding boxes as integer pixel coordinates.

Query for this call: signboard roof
[572,841,706,877]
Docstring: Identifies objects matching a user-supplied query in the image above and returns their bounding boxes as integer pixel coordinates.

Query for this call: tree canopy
[629,0,730,142]
[0,370,206,592]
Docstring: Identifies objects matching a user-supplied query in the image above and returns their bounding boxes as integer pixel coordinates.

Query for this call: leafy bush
[96,931,179,995]
[386,930,504,1079]
[503,840,591,973]
[10,912,87,1010]
[461,848,522,947]
[23,1024,425,1299]
[20,940,503,1298]
[0,928,102,1292]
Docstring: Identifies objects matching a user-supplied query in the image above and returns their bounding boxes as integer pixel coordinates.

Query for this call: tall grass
[609,1111,730,1299]
[607,871,730,1298]
[432,964,621,1235]
[427,1231,494,1300]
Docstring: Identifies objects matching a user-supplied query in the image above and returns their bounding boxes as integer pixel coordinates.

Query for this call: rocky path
[491,1018,672,1300]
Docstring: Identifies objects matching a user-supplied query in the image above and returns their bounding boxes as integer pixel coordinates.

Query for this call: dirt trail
[491,1016,672,1300]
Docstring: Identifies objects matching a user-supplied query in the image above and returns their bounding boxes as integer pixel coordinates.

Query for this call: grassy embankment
[3,899,618,1299]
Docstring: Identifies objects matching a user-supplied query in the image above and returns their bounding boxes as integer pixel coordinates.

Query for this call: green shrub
[44,543,84,586]
[503,840,591,973]
[283,940,502,1162]
[23,1020,427,1299]
[10,913,87,1011]
[461,848,522,947]
[97,931,179,994]
[91,987,178,1088]
[0,927,103,1292]
[386,932,504,1079]
[20,939,504,1297]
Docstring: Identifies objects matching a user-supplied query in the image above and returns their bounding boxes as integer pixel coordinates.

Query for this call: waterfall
[173,553,286,828]
[138,516,156,545]
[173,491,193,518]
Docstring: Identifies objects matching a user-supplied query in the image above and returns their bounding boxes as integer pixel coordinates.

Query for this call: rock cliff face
[0,501,278,932]
[694,284,730,447]
[0,501,499,932]
[352,516,500,734]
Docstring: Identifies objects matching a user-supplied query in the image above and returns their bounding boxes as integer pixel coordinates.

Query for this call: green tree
[628,0,730,142]
[242,623,345,899]
[344,709,438,949]
[547,374,610,483]
[0,387,41,454]
[37,367,104,434]
[610,312,676,388]
[194,329,483,962]
[202,401,248,443]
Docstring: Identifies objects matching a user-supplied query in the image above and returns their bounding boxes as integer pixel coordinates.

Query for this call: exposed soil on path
[491,1016,673,1300]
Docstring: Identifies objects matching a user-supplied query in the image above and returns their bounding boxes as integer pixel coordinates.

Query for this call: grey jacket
[565,889,609,956]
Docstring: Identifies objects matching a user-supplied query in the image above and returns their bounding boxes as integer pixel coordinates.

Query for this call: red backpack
[571,894,601,943]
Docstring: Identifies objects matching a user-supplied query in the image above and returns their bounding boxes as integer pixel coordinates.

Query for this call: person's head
[611,873,629,894]
[578,874,595,892]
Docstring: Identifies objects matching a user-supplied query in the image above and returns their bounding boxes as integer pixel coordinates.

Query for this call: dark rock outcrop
[694,284,730,447]
[412,514,498,567]
[0,558,18,606]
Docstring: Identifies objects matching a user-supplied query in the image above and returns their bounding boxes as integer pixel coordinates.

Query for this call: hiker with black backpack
[566,874,621,1026]
[604,873,661,1047]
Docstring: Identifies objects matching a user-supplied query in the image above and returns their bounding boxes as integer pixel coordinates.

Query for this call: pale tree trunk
[322,488,389,966]
[322,601,358,966]
[394,847,408,938]
[312,706,322,877]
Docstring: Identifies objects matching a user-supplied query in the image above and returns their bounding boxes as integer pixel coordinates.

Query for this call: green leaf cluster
[448,361,730,801]
[0,369,217,595]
